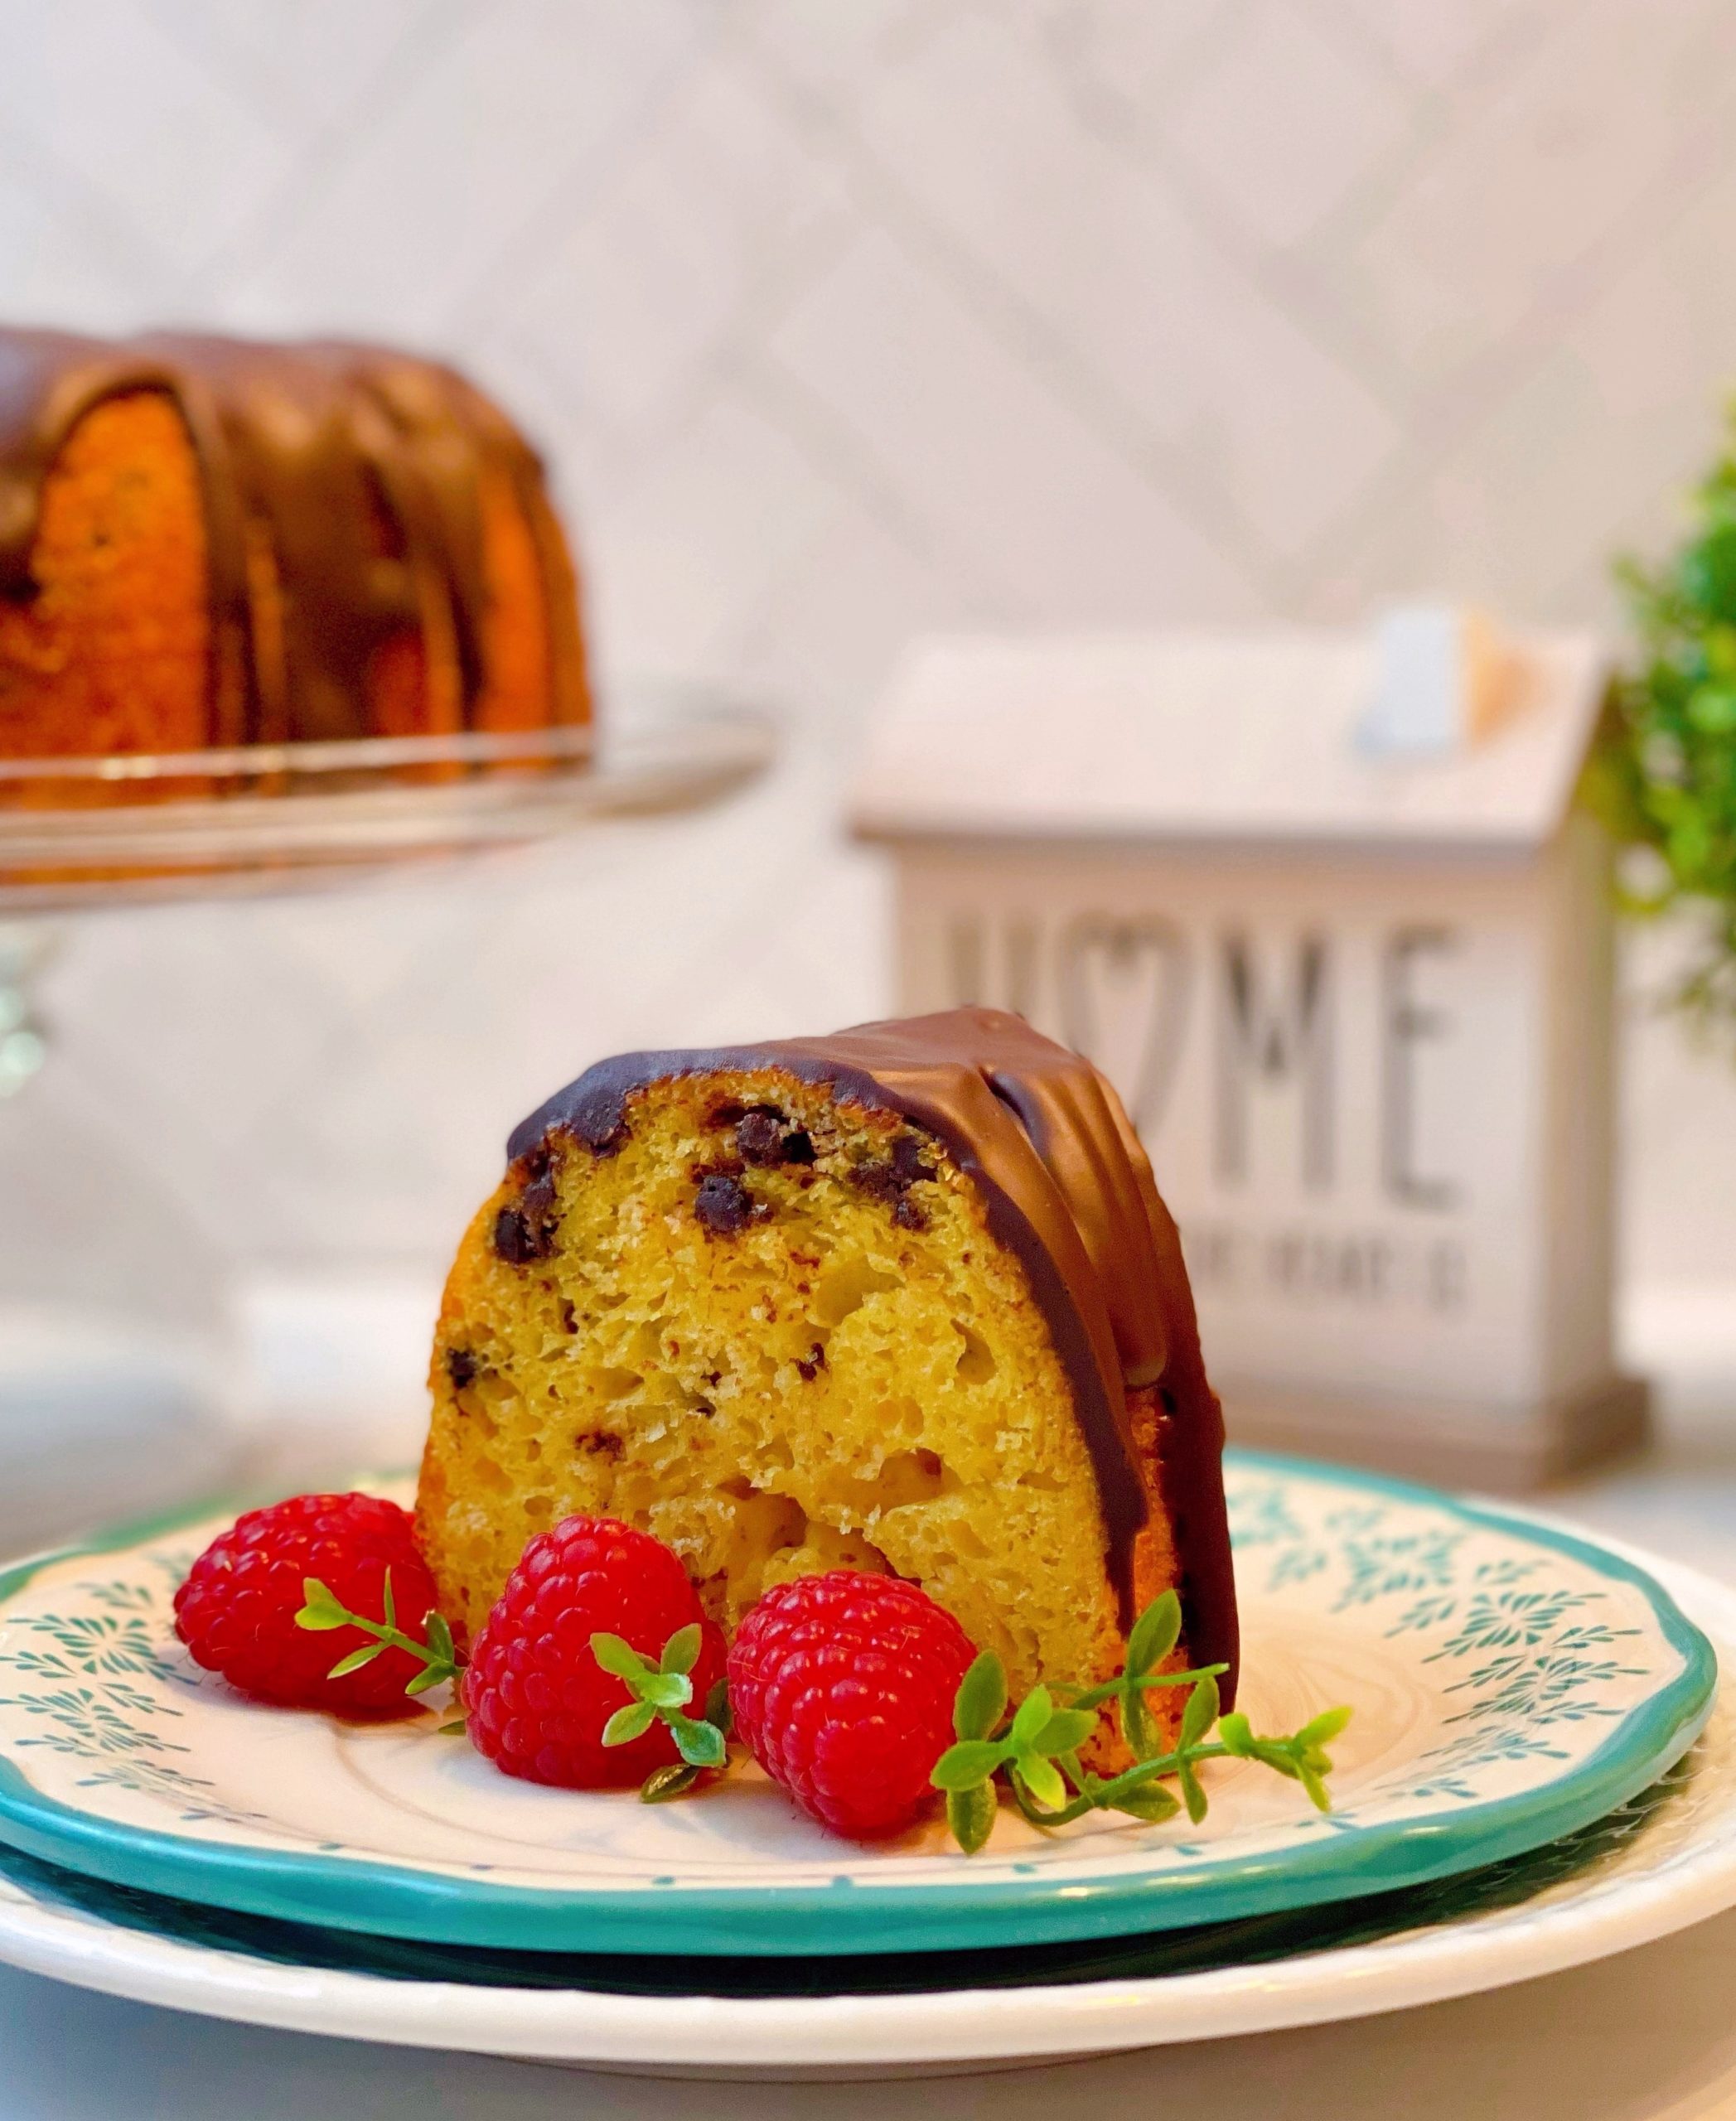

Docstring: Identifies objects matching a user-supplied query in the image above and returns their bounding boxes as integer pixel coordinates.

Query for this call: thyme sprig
[931,1590,1350,1854]
[295,1569,462,1697]
[592,1624,731,1801]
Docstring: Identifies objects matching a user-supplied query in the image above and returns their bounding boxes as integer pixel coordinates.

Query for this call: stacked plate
[0,1454,1724,2081]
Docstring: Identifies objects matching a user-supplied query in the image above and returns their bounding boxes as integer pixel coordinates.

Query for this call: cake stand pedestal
[0,686,774,1550]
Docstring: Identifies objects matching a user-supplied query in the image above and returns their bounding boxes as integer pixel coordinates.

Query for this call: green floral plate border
[0,1452,1716,1958]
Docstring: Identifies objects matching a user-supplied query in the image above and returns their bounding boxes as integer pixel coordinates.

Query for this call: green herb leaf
[704,1676,730,1730]
[931,1739,1008,1791]
[1008,1685,1055,1752]
[588,1632,650,1684]
[1179,1674,1220,1751]
[636,1671,693,1713]
[1033,1708,1097,1757]
[1216,1711,1255,1757]
[1110,1780,1181,1824]
[326,1641,386,1679]
[425,1611,455,1666]
[296,1579,349,1632]
[641,1762,705,1804]
[953,1650,1008,1742]
[947,1780,999,1853]
[602,1700,659,1747]
[404,1664,449,1698]
[667,1713,727,1770]
[660,1623,702,1677]
[1014,1753,1069,1812]
[1125,1592,1181,1678]
[1298,1704,1353,1748]
[1176,1756,1207,1826]
[381,1568,398,1632]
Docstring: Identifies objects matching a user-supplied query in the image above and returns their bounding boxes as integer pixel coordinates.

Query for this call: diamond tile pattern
[0,0,1731,1284]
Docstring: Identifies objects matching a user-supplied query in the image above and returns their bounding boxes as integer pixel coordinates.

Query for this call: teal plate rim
[0,1449,1717,1959]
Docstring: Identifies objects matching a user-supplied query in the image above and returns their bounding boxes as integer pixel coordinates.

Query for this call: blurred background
[5,0,1736,1473]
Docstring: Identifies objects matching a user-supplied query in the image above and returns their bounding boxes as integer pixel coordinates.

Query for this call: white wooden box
[849,631,1647,1490]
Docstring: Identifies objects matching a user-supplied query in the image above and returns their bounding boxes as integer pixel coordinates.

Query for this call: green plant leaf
[381,1568,398,1631]
[1176,1757,1207,1826]
[667,1713,727,1770]
[953,1650,1008,1742]
[1008,1685,1054,1752]
[296,1579,349,1632]
[1299,1763,1332,1814]
[1125,1592,1181,1678]
[1179,1674,1219,1751]
[1216,1711,1255,1757]
[1111,1780,1181,1824]
[325,1641,385,1679]
[636,1671,693,1713]
[947,1780,999,1854]
[641,1762,704,1804]
[1033,1708,1097,1757]
[1014,1753,1068,1812]
[1297,1704,1352,1749]
[589,1632,650,1684]
[704,1676,730,1730]
[931,1739,1008,1791]
[660,1623,702,1677]
[404,1664,450,1698]
[424,1611,455,1666]
[602,1700,659,1748]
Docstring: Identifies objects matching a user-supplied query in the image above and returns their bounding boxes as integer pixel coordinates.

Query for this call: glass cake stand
[0,684,775,1550]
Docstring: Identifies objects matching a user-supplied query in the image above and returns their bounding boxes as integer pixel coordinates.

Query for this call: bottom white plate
[0,1530,1729,2079]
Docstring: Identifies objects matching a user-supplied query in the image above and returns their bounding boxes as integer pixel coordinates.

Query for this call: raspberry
[463,1515,724,1789]
[728,1572,977,1839]
[173,1492,442,1715]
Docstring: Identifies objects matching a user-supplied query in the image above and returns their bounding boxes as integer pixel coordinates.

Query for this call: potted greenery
[1597,428,1736,1027]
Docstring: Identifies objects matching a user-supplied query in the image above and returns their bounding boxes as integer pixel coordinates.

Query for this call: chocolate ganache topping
[0,325,585,743]
[508,1007,1240,1698]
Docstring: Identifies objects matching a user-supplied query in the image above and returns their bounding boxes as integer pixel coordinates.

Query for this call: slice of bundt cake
[0,326,588,761]
[417,1009,1238,1751]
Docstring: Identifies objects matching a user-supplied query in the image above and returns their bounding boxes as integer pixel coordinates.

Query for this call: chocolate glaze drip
[0,326,585,743]
[508,1007,1240,1700]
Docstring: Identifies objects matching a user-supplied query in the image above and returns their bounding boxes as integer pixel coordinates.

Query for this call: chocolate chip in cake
[734,1109,786,1166]
[446,1347,477,1390]
[577,1430,623,1460]
[892,1195,930,1233]
[795,1342,827,1382]
[707,1100,747,1128]
[492,1205,540,1264]
[694,1172,756,1236]
[781,1129,816,1165]
[889,1135,936,1186]
[559,1299,579,1334]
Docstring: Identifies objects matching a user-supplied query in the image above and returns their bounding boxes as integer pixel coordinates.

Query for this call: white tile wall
[2,0,1734,1298]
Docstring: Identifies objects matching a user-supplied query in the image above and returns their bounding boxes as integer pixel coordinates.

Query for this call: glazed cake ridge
[503,1005,1239,1698]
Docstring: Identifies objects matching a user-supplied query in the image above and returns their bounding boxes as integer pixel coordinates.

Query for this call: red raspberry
[463,1515,724,1789]
[173,1492,442,1716]
[728,1572,977,1839]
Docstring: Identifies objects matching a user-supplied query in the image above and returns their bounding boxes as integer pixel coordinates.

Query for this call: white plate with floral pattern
[0,1453,1714,1969]
[0,1511,1726,2077]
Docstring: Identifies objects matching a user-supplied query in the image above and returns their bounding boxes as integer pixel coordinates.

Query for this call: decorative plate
[0,1454,1714,1959]
[0,1547,1729,2079]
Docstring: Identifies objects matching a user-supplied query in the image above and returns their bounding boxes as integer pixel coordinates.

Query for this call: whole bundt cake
[417,1009,1238,1758]
[0,326,588,760]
